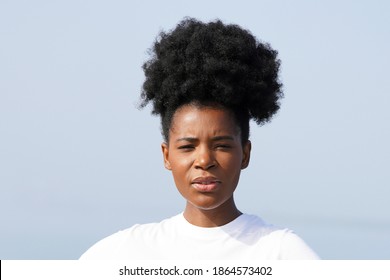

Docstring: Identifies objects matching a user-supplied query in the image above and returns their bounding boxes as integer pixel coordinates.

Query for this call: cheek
[220,155,244,181]
[169,157,193,181]
[221,152,243,169]
[170,153,193,167]
[170,163,192,198]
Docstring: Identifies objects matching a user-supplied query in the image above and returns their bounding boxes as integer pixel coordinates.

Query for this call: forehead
[170,104,240,136]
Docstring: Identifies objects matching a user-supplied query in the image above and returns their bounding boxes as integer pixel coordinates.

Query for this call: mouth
[191,176,221,192]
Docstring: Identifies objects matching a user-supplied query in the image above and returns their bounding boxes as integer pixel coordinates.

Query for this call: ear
[241,140,251,169]
[161,142,172,170]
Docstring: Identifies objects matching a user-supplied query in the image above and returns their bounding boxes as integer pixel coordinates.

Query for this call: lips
[191,176,221,192]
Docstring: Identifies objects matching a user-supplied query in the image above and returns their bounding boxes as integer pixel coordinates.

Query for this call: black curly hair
[140,18,283,143]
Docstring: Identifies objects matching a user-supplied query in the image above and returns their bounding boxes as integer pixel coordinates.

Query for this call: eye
[215,144,231,150]
[178,145,195,151]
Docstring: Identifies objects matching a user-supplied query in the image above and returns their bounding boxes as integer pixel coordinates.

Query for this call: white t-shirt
[80,213,319,260]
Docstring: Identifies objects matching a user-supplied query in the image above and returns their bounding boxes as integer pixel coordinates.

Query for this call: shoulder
[275,229,320,259]
[239,214,319,260]
[235,213,280,239]
[79,225,138,260]
[79,215,180,260]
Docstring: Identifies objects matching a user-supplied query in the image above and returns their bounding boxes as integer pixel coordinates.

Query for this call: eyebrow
[175,136,235,142]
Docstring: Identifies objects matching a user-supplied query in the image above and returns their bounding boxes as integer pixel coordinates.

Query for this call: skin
[161,104,251,227]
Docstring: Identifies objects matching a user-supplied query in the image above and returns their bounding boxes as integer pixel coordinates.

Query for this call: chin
[189,198,227,211]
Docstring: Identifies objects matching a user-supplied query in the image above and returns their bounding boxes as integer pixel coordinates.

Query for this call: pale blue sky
[1,0,389,259]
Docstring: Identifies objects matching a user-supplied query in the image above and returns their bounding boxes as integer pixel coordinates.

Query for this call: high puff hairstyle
[140,18,283,143]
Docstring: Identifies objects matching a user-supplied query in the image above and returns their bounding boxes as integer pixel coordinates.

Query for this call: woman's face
[161,104,251,212]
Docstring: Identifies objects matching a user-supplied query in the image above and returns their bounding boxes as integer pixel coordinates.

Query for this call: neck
[183,197,242,227]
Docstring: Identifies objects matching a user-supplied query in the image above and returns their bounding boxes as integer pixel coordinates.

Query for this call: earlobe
[241,140,251,169]
[161,142,172,170]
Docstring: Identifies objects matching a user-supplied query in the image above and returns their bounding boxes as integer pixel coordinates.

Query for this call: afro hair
[140,18,283,142]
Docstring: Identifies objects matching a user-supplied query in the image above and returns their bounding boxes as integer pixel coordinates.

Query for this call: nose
[194,146,216,170]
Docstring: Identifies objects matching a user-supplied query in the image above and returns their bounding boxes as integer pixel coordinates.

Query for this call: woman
[80,18,319,260]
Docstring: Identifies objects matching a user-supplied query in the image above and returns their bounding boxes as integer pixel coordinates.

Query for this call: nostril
[194,149,216,169]
[195,160,216,170]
